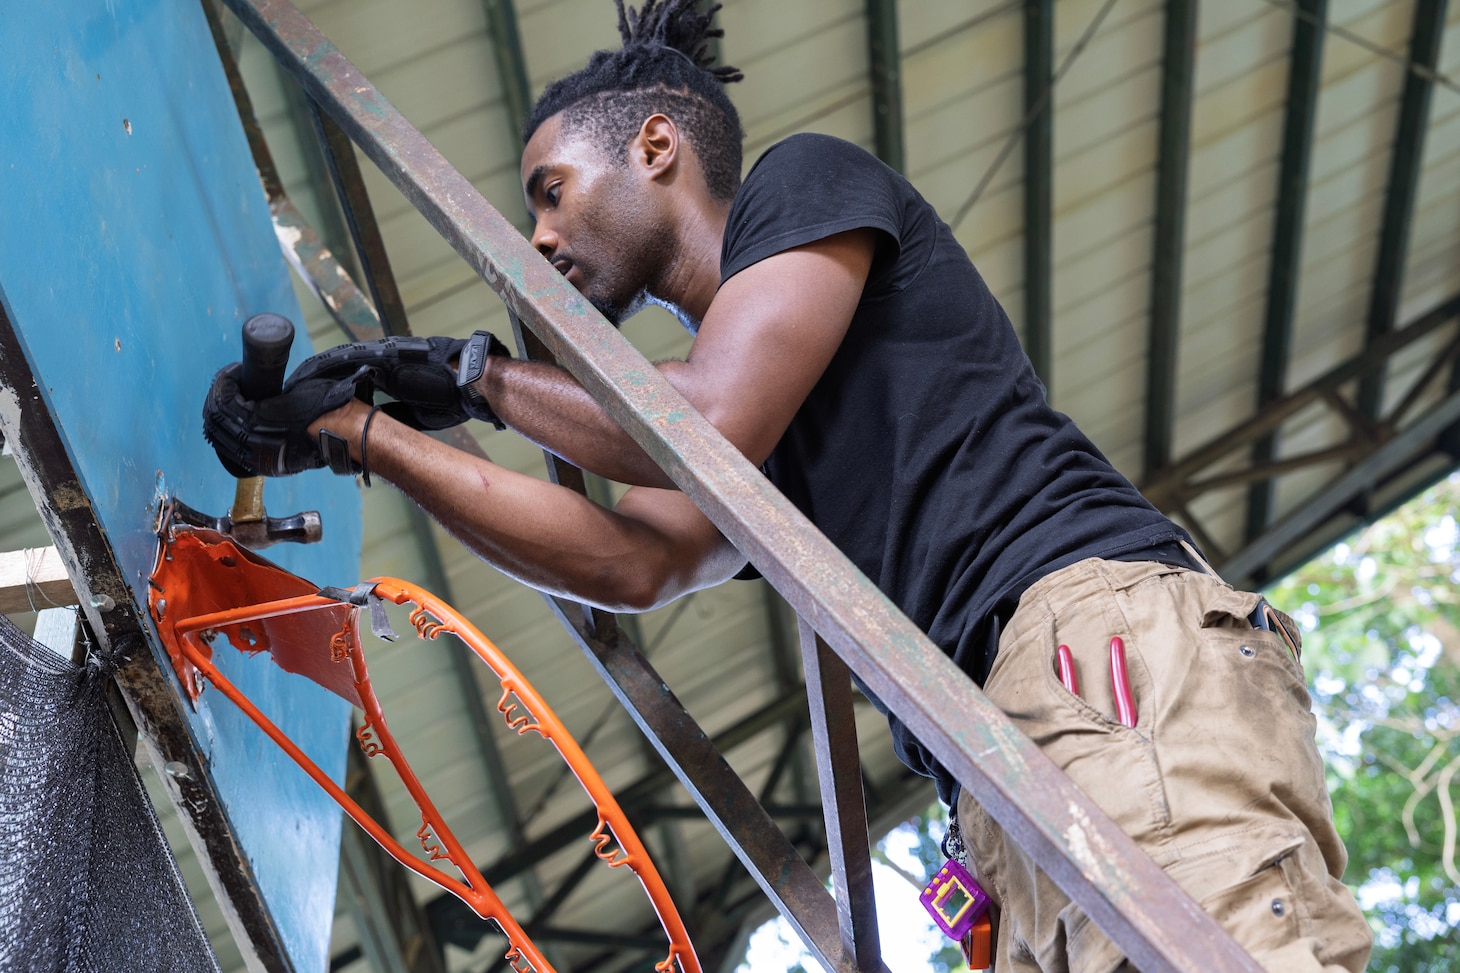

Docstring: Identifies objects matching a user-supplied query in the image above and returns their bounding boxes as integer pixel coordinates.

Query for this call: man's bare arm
[311,402,744,612]
[480,227,877,487]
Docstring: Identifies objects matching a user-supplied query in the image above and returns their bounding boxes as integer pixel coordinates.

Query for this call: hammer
[169,314,323,549]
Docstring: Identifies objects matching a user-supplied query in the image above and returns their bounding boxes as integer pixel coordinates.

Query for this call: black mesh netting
[0,611,221,972]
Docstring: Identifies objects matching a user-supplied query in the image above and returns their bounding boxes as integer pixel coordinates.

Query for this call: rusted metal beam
[799,623,880,970]
[762,583,817,808]
[577,766,931,973]
[268,199,378,341]
[306,104,412,338]
[617,608,699,909]
[544,596,880,973]
[226,2,1268,968]
[203,0,285,200]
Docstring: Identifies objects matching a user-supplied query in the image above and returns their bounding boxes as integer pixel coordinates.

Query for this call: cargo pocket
[1170,829,1306,958]
[1201,856,1302,956]
[1199,587,1309,689]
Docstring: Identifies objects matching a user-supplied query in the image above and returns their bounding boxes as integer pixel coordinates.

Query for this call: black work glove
[287,332,511,431]
[202,362,364,477]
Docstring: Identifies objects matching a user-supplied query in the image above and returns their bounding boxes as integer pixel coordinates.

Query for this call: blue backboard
[0,2,362,969]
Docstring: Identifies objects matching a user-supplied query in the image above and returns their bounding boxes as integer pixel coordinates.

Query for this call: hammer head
[165,498,322,550]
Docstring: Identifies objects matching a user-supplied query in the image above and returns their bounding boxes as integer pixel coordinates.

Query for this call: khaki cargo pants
[955,558,1372,972]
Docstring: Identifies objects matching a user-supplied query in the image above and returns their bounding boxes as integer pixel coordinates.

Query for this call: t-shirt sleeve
[720,134,908,284]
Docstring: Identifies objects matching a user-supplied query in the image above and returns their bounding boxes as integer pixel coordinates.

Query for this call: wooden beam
[0,546,76,614]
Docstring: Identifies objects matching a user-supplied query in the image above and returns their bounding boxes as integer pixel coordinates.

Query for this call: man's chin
[589,291,646,328]
[589,298,623,327]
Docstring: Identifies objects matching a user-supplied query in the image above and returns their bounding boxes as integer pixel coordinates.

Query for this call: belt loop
[1179,540,1226,583]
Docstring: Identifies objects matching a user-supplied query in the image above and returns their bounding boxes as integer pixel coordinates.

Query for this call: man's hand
[202,362,363,477]
[289,332,511,430]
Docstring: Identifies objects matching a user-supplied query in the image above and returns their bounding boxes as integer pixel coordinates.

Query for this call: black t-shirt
[721,134,1189,803]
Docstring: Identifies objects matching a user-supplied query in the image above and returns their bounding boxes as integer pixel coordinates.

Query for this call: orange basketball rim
[148,522,700,973]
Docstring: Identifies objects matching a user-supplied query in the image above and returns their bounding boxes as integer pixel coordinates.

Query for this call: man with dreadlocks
[204,1,1370,969]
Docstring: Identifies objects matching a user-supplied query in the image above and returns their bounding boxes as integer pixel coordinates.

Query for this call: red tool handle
[1110,637,1137,728]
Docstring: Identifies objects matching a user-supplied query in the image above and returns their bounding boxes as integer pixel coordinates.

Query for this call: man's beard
[588,289,647,328]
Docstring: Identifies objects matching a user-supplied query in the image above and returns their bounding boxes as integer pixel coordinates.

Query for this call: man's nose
[530,220,557,257]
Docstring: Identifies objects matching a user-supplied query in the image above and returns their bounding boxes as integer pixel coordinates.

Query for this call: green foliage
[1268,473,1460,971]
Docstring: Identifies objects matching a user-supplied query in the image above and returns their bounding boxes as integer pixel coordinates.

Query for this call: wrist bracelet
[360,404,384,488]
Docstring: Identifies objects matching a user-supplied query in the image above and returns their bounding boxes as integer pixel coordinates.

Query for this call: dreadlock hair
[523,0,745,203]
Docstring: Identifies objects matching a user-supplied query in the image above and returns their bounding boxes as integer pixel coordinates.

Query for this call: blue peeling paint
[0,3,361,969]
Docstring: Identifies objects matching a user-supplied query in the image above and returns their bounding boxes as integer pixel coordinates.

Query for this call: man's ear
[633,113,679,181]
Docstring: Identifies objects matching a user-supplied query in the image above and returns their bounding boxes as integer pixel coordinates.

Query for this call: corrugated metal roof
[2,0,1458,969]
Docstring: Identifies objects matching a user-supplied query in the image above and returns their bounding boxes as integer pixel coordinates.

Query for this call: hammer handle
[233,313,295,525]
[240,313,295,400]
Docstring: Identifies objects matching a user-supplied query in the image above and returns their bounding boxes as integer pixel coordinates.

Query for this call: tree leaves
[1269,474,1460,970]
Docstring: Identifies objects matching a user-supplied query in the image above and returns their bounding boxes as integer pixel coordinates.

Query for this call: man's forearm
[479,357,678,489]
[321,397,668,601]
[310,401,723,611]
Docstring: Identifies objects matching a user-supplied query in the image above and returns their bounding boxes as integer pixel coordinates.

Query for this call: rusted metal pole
[543,597,878,973]
[304,103,411,338]
[799,623,880,970]
[221,1,1267,969]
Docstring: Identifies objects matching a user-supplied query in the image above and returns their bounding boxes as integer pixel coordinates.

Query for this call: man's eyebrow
[524,165,550,202]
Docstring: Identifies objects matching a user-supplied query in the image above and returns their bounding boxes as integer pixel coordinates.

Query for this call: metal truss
[1144,294,1460,589]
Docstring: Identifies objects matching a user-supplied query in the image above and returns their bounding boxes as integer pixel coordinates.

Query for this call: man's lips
[552,257,582,287]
